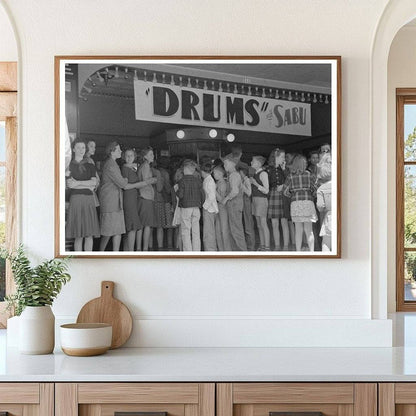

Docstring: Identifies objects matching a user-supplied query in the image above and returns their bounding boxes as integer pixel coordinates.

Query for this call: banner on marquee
[134,80,311,136]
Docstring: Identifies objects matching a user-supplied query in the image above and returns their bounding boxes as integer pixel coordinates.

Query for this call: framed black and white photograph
[55,56,341,258]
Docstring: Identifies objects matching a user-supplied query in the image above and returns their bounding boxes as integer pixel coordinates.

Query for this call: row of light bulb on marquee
[79,66,331,105]
[176,129,235,143]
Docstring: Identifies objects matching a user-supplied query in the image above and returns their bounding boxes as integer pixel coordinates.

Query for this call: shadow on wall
[0,2,18,61]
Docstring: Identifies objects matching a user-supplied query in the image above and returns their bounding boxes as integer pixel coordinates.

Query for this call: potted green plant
[2,245,71,354]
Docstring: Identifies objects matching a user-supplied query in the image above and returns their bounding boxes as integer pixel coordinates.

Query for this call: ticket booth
[151,127,237,163]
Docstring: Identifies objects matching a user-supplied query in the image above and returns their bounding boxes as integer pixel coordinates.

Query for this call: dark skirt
[123,189,143,232]
[66,194,100,239]
[267,187,284,219]
[138,197,155,227]
[283,195,291,219]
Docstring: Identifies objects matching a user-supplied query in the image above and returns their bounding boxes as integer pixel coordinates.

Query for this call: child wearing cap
[176,159,204,251]
[222,155,247,251]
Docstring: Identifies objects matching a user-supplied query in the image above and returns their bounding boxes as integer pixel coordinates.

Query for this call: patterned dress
[158,167,174,228]
[267,166,287,219]
[283,171,318,223]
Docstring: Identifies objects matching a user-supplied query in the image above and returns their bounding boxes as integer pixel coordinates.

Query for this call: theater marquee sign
[134,79,312,136]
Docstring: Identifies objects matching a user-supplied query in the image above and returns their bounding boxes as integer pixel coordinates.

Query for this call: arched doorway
[371,0,416,319]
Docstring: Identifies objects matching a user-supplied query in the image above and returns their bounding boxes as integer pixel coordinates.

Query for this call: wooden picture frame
[55,56,341,258]
[0,61,18,327]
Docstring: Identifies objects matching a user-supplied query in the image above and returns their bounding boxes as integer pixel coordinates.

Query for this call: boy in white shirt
[201,160,219,251]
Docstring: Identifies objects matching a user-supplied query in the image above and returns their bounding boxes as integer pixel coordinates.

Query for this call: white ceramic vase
[19,305,55,354]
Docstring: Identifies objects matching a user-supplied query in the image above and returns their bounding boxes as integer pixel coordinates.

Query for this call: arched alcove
[386,20,416,313]
[0,2,17,61]
[371,0,416,319]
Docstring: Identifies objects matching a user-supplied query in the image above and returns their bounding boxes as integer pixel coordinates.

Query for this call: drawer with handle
[56,383,215,416]
[114,413,167,416]
[217,383,376,416]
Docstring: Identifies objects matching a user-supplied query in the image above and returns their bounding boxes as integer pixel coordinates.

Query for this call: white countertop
[2,313,416,382]
[1,330,416,382]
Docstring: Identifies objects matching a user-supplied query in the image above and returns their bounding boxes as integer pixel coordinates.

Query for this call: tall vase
[19,306,55,354]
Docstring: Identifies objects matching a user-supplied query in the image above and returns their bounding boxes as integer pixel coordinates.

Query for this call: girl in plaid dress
[283,154,318,252]
[267,148,290,251]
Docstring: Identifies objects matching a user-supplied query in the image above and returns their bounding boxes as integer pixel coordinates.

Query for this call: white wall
[387,25,416,312]
[0,3,17,61]
[0,0,393,346]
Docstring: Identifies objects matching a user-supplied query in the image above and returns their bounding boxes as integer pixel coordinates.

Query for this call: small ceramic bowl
[60,323,112,357]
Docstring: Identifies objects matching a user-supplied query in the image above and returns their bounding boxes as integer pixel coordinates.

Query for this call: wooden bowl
[60,323,112,356]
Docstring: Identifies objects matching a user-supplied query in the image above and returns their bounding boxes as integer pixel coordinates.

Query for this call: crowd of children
[65,139,333,252]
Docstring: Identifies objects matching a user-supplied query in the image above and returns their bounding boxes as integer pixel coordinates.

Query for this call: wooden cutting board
[76,281,133,349]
